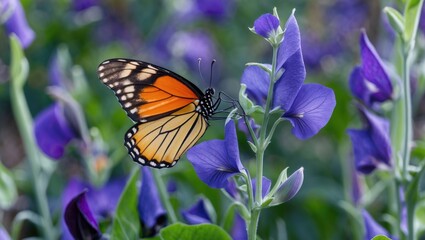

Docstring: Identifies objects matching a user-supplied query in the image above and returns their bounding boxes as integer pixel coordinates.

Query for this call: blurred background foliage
[1,0,423,239]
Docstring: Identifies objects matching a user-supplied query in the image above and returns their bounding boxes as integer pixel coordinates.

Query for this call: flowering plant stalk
[346,0,425,239]
[8,35,56,240]
[187,8,336,239]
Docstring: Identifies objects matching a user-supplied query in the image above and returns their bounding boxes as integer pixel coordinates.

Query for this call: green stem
[247,45,279,240]
[401,44,412,184]
[400,41,414,240]
[10,78,55,240]
[151,169,178,223]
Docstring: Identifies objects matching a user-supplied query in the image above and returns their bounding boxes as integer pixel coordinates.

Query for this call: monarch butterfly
[98,58,220,168]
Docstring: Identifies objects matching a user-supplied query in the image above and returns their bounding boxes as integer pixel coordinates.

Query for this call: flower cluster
[347,30,393,174]
[347,30,396,239]
[187,9,335,239]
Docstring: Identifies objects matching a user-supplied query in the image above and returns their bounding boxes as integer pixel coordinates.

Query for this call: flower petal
[253,13,280,38]
[64,191,102,240]
[349,66,371,105]
[347,107,392,174]
[231,213,247,240]
[34,103,77,159]
[4,0,35,48]
[283,84,336,139]
[181,198,212,225]
[276,12,301,70]
[362,209,390,240]
[252,177,272,198]
[359,30,393,103]
[271,167,304,205]
[347,129,378,174]
[0,226,11,240]
[187,121,244,188]
[273,49,305,111]
[240,65,270,106]
[138,167,166,233]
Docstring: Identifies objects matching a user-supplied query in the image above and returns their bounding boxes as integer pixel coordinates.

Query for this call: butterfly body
[98,58,219,168]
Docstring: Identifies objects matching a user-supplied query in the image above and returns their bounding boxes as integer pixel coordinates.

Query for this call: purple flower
[362,209,391,240]
[270,167,304,205]
[0,226,11,240]
[240,65,270,106]
[64,191,102,240]
[237,118,259,141]
[349,31,393,108]
[231,213,247,240]
[181,198,212,225]
[187,120,245,188]
[2,0,35,48]
[273,12,305,111]
[61,178,125,239]
[242,13,336,139]
[170,30,218,79]
[252,177,271,199]
[301,0,368,69]
[71,0,98,12]
[252,13,280,38]
[138,167,166,236]
[34,103,77,159]
[194,0,233,21]
[419,4,425,34]
[282,84,336,140]
[347,107,392,174]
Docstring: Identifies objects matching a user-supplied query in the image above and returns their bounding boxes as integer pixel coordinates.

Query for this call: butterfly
[98,58,220,168]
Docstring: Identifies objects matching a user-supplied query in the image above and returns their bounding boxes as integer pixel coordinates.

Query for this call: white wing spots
[119,69,132,78]
[121,95,127,101]
[117,89,122,94]
[140,119,147,123]
[113,82,119,87]
[99,72,105,77]
[124,86,135,93]
[132,127,137,134]
[147,64,158,70]
[124,102,132,108]
[137,72,151,81]
[120,79,132,86]
[159,163,166,168]
[131,139,135,145]
[149,161,157,167]
[126,141,131,147]
[117,59,126,62]
[142,67,156,74]
[102,78,108,83]
[127,93,134,98]
[138,158,146,164]
[171,161,177,167]
[130,108,137,114]
[130,152,135,158]
[130,61,140,66]
[134,148,140,155]
[108,84,114,88]
[127,132,132,138]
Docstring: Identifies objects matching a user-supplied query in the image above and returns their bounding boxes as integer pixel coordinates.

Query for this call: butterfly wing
[124,101,209,168]
[98,58,204,122]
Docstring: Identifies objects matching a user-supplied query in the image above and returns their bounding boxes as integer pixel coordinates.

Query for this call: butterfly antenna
[209,59,216,88]
[198,58,206,84]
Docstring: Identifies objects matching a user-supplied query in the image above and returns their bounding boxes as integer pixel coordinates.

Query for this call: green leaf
[238,84,264,115]
[415,200,425,232]
[111,168,141,239]
[0,162,17,209]
[383,7,405,35]
[403,0,424,45]
[159,223,231,240]
[371,235,392,240]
